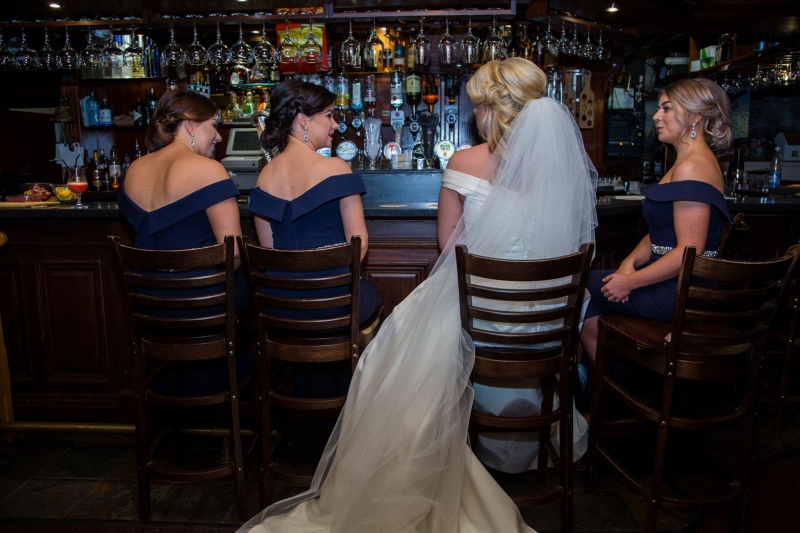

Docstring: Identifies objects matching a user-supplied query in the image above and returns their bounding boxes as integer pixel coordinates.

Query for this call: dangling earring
[690,122,697,139]
[190,131,195,147]
[303,126,309,143]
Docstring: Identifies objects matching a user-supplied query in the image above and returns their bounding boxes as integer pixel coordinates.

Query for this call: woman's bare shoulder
[669,153,722,186]
[447,144,491,177]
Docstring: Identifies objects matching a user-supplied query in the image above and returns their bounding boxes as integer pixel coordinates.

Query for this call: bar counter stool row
[110,226,800,532]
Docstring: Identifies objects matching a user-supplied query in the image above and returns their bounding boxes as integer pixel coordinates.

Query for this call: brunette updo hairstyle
[261,79,336,154]
[467,58,547,152]
[145,90,219,152]
[662,78,733,154]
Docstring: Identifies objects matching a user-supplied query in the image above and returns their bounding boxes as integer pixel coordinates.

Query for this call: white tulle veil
[238,97,597,533]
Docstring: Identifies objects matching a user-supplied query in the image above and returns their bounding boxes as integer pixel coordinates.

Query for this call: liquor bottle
[389,69,404,110]
[121,152,131,180]
[90,150,102,192]
[97,149,109,191]
[147,88,159,123]
[406,65,421,119]
[243,91,255,117]
[422,75,438,114]
[768,146,782,188]
[85,90,99,127]
[335,74,350,112]
[270,62,281,82]
[134,139,142,159]
[406,28,416,72]
[133,95,144,126]
[351,78,363,114]
[726,145,745,191]
[364,74,376,118]
[393,29,406,72]
[108,146,121,190]
[98,98,113,126]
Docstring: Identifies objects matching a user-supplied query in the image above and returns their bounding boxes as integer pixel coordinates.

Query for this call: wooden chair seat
[239,235,383,508]
[109,235,252,522]
[587,245,799,532]
[457,242,594,533]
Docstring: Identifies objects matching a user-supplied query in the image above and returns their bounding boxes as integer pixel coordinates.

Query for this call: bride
[239,58,598,533]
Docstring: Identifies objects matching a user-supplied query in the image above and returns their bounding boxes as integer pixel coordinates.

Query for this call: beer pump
[443,74,460,142]
[389,69,405,150]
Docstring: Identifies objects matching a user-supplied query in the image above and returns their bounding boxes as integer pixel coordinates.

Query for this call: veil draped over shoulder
[238,97,598,533]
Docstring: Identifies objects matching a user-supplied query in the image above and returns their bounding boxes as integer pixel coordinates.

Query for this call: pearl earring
[190,131,195,147]
[303,126,309,143]
[690,122,697,139]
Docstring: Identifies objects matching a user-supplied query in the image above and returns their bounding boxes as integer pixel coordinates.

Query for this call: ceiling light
[49,2,61,7]
[606,3,619,12]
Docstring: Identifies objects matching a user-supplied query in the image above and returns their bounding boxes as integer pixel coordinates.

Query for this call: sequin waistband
[651,244,718,258]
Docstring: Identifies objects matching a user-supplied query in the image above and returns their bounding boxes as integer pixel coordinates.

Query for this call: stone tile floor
[0,397,798,532]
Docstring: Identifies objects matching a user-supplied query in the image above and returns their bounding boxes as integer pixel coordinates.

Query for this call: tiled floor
[0,396,798,532]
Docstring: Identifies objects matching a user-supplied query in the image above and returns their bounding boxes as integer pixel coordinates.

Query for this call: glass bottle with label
[85,90,99,127]
[335,74,350,113]
[406,66,421,119]
[393,29,406,73]
[351,78,363,115]
[108,146,121,190]
[98,98,113,126]
[390,70,404,110]
[97,149,109,191]
[768,146,782,188]
[364,74,376,118]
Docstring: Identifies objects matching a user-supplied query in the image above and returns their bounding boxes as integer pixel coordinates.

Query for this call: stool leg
[586,325,612,493]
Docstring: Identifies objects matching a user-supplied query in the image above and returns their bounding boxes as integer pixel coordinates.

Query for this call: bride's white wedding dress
[238,98,598,533]
[441,169,590,475]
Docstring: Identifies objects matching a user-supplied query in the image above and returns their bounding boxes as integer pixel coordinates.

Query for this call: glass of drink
[364,118,382,170]
[67,167,89,209]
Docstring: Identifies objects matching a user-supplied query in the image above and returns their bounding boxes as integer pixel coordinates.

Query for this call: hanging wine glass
[102,27,124,74]
[0,30,14,71]
[483,16,505,63]
[38,28,59,70]
[207,22,230,69]
[567,23,581,57]
[56,26,80,70]
[230,22,253,67]
[252,20,276,66]
[557,20,569,56]
[81,30,104,69]
[543,19,558,58]
[581,28,595,60]
[462,16,480,65]
[162,23,184,67]
[363,18,383,71]
[123,27,144,76]
[438,17,460,65]
[15,28,39,70]
[595,28,609,62]
[413,18,431,66]
[300,19,323,65]
[277,20,299,64]
[184,22,207,67]
[339,18,360,69]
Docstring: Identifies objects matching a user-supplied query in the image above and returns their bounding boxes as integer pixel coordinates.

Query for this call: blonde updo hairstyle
[145,90,220,152]
[662,78,733,154]
[466,57,547,152]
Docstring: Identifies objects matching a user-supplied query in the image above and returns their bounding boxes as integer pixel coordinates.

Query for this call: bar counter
[2,173,800,425]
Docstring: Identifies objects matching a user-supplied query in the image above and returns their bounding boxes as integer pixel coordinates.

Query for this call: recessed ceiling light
[49,2,61,7]
[606,3,619,12]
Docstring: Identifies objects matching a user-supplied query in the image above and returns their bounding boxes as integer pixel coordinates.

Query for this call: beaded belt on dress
[651,244,718,258]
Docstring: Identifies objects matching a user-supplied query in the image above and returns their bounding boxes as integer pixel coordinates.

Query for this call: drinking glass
[595,29,609,62]
[207,22,230,69]
[15,29,38,71]
[277,20,299,65]
[300,19,323,66]
[482,16,505,62]
[67,167,88,209]
[581,29,595,60]
[252,21,276,67]
[163,23,185,67]
[184,22,207,67]
[557,20,569,56]
[364,118,382,170]
[38,28,59,70]
[57,27,80,70]
[438,17,460,65]
[363,19,383,71]
[461,17,480,65]
[339,19,360,69]
[81,30,104,69]
[123,28,144,75]
[102,28,124,74]
[542,20,558,58]
[413,18,431,66]
[568,23,581,57]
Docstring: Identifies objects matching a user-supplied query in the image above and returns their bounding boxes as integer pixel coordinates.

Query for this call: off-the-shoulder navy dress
[118,179,251,394]
[585,180,732,322]
[249,173,382,326]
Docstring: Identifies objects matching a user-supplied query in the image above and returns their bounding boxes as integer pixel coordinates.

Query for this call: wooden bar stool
[239,235,382,508]
[587,245,799,532]
[456,242,594,533]
[109,235,251,521]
